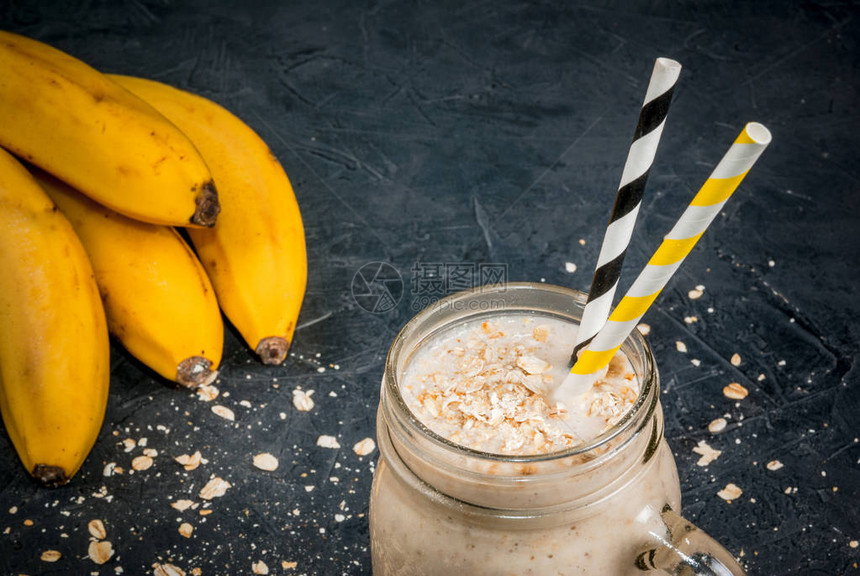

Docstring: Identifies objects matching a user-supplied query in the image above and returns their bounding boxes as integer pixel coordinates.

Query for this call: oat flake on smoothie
[401,316,640,456]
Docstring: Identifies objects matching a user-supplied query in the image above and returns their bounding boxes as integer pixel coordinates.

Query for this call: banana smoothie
[370,284,683,576]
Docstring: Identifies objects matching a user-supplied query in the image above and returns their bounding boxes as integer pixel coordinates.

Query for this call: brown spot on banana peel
[176,356,218,389]
[32,464,70,488]
[256,337,290,366]
[190,180,220,227]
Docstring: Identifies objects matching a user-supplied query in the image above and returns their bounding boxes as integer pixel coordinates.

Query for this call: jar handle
[636,505,746,576]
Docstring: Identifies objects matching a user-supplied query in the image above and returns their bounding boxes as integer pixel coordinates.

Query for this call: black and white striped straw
[571,57,681,365]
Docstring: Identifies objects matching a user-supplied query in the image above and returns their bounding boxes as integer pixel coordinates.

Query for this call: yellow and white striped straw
[556,122,772,404]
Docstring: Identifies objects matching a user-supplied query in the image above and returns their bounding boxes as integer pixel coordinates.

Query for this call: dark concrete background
[1,1,858,574]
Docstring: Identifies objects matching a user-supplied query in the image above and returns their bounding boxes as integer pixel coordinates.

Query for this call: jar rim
[383,282,659,464]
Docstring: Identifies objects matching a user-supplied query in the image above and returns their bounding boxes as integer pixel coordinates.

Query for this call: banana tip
[191,180,220,227]
[256,336,290,365]
[177,356,218,388]
[32,464,70,488]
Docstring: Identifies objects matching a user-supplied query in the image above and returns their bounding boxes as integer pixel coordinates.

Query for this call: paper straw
[557,122,772,403]
[572,58,682,363]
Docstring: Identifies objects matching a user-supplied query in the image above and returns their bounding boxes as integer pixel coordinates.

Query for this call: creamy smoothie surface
[401,314,639,455]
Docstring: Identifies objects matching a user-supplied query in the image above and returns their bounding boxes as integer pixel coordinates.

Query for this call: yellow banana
[33,169,224,388]
[112,75,307,365]
[0,31,220,227]
[0,147,110,487]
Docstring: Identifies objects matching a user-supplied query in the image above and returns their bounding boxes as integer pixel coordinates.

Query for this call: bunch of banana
[0,30,220,227]
[0,30,307,485]
[0,148,110,487]
[34,169,224,388]
[112,75,307,366]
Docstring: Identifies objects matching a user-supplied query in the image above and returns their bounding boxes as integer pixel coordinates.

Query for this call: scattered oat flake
[636,323,651,336]
[708,418,728,434]
[171,499,195,512]
[292,389,315,412]
[683,316,698,324]
[122,438,136,452]
[730,353,742,366]
[317,435,341,449]
[88,540,114,565]
[131,455,153,471]
[282,561,298,570]
[178,522,193,538]
[564,262,577,273]
[717,483,743,501]
[723,382,748,400]
[766,460,784,471]
[103,462,117,477]
[253,453,279,471]
[196,384,219,402]
[153,563,186,576]
[41,550,62,562]
[211,405,235,421]
[688,288,704,300]
[23,518,34,526]
[691,358,701,367]
[175,451,203,471]
[199,477,231,500]
[353,438,376,457]
[850,540,859,549]
[252,560,270,575]
[88,519,107,540]
[693,440,722,466]
[675,341,688,353]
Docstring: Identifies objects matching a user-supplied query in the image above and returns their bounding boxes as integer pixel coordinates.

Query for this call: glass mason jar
[370,283,745,576]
